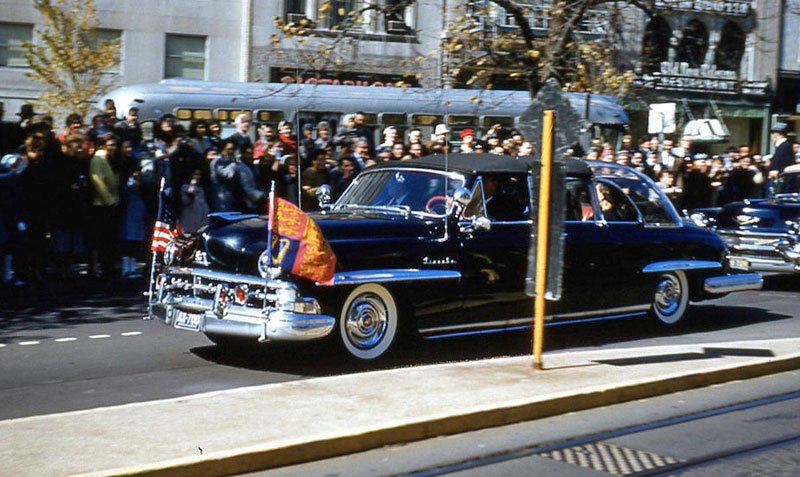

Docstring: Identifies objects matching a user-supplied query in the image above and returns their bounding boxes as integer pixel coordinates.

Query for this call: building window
[91,28,122,74]
[641,16,671,73]
[285,0,307,23]
[677,19,708,68]
[715,21,745,71]
[324,0,364,30]
[0,23,33,68]
[165,34,206,80]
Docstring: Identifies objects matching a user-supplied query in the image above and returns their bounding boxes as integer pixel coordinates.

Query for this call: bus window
[216,109,252,122]
[193,109,212,120]
[255,110,285,125]
[447,115,479,126]
[175,108,193,120]
[447,115,479,148]
[380,113,407,126]
[360,113,378,127]
[411,114,444,145]
[296,111,341,137]
[481,115,515,134]
[411,114,442,126]
[379,113,407,143]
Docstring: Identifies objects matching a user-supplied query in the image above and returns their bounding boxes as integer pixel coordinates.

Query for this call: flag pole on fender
[144,177,166,320]
[261,180,276,341]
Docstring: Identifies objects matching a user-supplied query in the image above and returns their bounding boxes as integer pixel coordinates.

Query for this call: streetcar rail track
[400,390,800,476]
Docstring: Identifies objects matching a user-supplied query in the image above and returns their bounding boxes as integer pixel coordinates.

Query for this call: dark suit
[770,140,795,174]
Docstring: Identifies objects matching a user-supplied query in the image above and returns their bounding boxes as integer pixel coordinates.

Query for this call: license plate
[729,257,749,271]
[174,310,203,331]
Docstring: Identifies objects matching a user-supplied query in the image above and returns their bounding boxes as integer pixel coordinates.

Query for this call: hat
[302,123,314,131]
[459,128,475,140]
[317,121,330,131]
[434,124,449,135]
[234,113,251,124]
[17,104,35,119]
[382,126,397,135]
[770,122,790,134]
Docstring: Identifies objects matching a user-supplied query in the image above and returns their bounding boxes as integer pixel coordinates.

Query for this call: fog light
[293,298,321,315]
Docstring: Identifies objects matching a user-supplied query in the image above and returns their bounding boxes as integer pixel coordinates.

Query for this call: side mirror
[316,184,333,210]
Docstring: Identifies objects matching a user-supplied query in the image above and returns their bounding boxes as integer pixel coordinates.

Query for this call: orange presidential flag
[269,198,337,284]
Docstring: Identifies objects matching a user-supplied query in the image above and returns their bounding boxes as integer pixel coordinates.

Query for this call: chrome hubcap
[655,275,681,316]
[345,293,388,350]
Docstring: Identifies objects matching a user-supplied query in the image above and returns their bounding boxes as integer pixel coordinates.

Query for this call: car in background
[688,164,800,274]
[152,154,762,360]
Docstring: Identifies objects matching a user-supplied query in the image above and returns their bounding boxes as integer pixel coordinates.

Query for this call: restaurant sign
[635,61,768,96]
[270,68,419,88]
[654,0,751,17]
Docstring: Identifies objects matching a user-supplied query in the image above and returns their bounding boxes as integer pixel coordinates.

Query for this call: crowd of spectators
[576,127,800,210]
[1,98,798,287]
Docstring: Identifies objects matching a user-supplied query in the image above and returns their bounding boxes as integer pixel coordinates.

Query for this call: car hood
[199,211,444,275]
[715,199,800,232]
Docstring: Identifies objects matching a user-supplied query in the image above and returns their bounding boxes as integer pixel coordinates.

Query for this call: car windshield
[591,164,679,226]
[336,169,466,216]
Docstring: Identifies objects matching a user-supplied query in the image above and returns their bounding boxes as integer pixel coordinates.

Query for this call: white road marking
[0,344,6,348]
[120,331,142,337]
[55,337,78,343]
[19,341,40,346]
[89,334,111,339]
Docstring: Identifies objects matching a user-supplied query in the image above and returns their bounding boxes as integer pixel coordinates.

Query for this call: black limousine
[689,164,800,274]
[152,154,762,360]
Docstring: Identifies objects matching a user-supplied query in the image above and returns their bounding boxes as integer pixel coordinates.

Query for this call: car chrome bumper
[154,269,335,342]
[704,273,763,294]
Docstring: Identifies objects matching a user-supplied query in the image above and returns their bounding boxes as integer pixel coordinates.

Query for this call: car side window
[565,178,594,221]
[483,174,529,222]
[595,181,640,222]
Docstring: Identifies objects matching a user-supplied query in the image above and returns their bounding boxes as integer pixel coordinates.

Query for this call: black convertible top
[376,153,593,178]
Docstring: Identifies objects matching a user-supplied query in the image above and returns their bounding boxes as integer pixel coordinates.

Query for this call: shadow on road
[189,304,792,378]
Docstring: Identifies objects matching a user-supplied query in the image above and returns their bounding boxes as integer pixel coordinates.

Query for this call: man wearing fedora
[0,103,32,155]
[768,122,796,180]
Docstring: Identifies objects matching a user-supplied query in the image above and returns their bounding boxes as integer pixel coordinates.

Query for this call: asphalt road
[0,274,798,420]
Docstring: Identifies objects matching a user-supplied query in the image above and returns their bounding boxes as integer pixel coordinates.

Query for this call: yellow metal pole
[533,110,555,370]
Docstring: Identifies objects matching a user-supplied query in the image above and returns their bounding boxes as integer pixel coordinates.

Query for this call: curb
[84,354,800,477]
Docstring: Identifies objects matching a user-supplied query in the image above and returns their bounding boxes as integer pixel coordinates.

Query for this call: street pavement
[2,336,799,476]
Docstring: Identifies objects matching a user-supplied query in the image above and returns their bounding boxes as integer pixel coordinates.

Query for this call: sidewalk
[2,338,800,477]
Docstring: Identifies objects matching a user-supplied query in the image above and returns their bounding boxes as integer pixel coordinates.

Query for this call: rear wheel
[651,270,689,325]
[339,283,398,360]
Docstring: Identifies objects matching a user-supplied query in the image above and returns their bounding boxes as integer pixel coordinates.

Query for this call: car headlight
[689,212,709,227]
[258,250,282,279]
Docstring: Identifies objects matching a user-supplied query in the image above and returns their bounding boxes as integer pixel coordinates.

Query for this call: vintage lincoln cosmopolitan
[152,154,762,360]
[689,164,800,274]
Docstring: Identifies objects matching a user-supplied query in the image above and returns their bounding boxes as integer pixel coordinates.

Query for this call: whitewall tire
[339,283,398,360]
[651,270,689,325]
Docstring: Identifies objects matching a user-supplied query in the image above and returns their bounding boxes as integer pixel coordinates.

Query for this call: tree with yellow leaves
[22,0,120,122]
[272,0,641,98]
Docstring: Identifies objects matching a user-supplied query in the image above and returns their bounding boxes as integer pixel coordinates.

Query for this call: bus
[101,79,629,146]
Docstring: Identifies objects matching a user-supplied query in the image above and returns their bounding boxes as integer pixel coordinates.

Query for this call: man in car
[483,175,523,221]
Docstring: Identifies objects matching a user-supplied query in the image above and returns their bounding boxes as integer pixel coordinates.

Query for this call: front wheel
[650,270,689,325]
[339,283,398,360]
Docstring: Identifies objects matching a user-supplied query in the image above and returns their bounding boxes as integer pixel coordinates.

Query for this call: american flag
[150,190,181,252]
